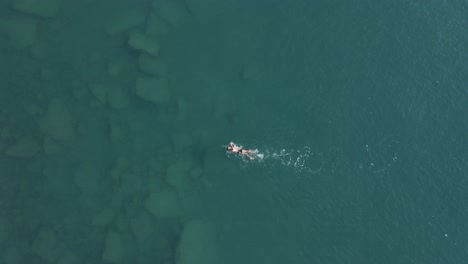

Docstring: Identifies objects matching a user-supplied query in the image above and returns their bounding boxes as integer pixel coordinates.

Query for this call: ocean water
[0,0,466,263]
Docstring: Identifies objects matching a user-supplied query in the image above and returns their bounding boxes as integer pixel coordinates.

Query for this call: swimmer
[226,142,257,160]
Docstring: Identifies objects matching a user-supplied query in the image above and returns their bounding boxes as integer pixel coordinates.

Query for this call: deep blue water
[171,1,468,263]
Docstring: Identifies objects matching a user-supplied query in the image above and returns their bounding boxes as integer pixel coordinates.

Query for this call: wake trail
[227,145,323,174]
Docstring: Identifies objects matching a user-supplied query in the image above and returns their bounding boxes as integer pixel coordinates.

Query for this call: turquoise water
[0,0,467,263]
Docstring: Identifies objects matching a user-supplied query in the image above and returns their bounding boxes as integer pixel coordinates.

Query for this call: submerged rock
[13,0,62,18]
[145,11,171,36]
[128,31,160,57]
[32,226,61,263]
[135,77,170,105]
[92,208,115,227]
[4,136,40,158]
[166,160,192,191]
[102,230,125,264]
[0,17,37,49]
[56,250,80,264]
[107,85,130,109]
[74,162,100,195]
[106,7,146,35]
[152,0,189,27]
[176,219,218,264]
[88,83,107,105]
[39,98,75,141]
[145,188,182,219]
[138,54,168,76]
[3,246,22,264]
[130,211,153,245]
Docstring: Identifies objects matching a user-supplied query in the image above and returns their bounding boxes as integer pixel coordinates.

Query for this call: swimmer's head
[226,145,233,151]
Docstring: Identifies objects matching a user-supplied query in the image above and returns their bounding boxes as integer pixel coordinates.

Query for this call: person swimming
[226,142,257,160]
